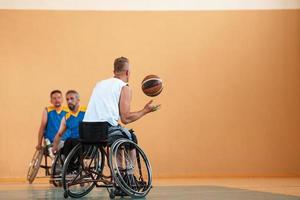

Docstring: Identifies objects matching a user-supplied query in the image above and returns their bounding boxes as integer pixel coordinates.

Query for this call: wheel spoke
[62,144,101,198]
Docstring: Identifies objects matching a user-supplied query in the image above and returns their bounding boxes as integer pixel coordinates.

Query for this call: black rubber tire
[27,148,44,184]
[50,150,64,187]
[109,188,116,199]
[109,139,152,198]
[62,143,99,198]
[63,191,68,198]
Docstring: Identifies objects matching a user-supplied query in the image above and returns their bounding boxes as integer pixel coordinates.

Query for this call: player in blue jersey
[52,90,86,156]
[36,90,69,150]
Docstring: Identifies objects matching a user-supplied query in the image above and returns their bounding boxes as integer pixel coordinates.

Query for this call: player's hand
[151,104,161,112]
[35,144,42,150]
[52,143,58,154]
[144,100,161,113]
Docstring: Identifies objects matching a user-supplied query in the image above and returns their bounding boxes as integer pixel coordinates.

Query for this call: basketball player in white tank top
[83,56,160,126]
[83,57,160,178]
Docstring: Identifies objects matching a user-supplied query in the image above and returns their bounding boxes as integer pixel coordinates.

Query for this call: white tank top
[83,77,127,126]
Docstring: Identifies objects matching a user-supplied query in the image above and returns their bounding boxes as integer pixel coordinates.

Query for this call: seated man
[36,90,69,154]
[52,90,86,157]
[83,57,160,172]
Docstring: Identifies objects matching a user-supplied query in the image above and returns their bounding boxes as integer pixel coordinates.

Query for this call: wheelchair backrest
[79,122,109,144]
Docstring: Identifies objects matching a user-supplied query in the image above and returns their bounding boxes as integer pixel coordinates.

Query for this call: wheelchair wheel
[62,143,100,198]
[109,139,152,198]
[27,148,44,184]
[50,150,64,187]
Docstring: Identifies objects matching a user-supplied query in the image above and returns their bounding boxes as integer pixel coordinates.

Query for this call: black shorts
[62,138,80,157]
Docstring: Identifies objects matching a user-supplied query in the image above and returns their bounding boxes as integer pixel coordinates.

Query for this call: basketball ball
[141,75,163,97]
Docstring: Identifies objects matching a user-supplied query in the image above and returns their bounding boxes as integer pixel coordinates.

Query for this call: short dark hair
[50,90,62,98]
[66,90,80,99]
[114,57,129,72]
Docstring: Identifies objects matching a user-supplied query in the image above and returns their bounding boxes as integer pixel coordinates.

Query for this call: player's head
[50,90,63,108]
[113,57,130,82]
[66,90,80,111]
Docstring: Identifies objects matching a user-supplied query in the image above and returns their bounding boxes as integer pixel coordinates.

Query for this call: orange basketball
[141,75,163,97]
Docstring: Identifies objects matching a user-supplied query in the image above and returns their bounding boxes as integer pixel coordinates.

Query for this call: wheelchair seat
[79,122,109,145]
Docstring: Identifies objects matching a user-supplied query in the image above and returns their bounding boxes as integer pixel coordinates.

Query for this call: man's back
[83,77,127,126]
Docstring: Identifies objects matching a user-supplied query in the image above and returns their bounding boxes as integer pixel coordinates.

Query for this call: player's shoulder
[122,84,130,90]
[121,85,131,95]
[65,112,71,120]
[80,105,87,112]
[62,106,69,112]
[46,105,55,112]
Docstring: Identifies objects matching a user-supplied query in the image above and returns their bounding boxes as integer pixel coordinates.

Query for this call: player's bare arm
[36,109,48,150]
[119,86,160,125]
[52,117,67,152]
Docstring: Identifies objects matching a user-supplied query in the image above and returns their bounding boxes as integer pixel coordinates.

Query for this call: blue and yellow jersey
[44,106,69,142]
[65,105,86,139]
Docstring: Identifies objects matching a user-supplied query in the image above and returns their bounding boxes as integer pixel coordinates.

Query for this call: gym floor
[1,178,299,199]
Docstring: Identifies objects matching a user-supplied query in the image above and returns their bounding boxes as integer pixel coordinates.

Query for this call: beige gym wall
[0,9,299,179]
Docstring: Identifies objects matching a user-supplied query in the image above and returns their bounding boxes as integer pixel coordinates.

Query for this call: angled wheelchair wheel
[109,139,152,198]
[50,149,64,187]
[62,143,100,198]
[27,148,44,184]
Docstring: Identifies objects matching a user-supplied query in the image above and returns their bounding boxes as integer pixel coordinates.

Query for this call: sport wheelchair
[61,122,152,199]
